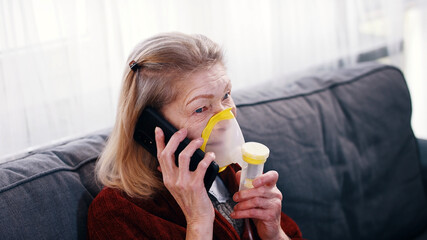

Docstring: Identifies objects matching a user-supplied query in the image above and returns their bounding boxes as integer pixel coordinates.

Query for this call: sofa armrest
[418,138,427,192]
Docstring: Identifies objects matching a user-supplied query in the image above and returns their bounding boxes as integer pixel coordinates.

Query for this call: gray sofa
[1,63,426,240]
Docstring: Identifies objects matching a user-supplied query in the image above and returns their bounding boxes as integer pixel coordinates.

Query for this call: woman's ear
[157,165,162,173]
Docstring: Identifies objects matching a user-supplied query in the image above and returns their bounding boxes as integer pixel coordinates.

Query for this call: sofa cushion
[0,129,108,240]
[233,63,427,240]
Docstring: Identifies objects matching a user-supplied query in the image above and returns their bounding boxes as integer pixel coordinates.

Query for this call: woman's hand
[231,171,290,240]
[155,127,215,239]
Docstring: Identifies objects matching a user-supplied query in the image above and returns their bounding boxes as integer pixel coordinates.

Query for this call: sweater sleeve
[87,188,187,240]
[280,212,304,239]
[87,190,145,239]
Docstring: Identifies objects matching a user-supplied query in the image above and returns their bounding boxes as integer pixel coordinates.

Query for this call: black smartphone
[133,106,219,191]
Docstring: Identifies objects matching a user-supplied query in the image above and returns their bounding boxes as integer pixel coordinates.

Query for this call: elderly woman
[87,32,303,240]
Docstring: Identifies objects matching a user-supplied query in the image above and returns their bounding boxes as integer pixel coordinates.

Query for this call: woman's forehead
[176,64,231,103]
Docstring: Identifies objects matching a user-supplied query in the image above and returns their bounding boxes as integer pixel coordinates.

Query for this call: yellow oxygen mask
[200,107,245,172]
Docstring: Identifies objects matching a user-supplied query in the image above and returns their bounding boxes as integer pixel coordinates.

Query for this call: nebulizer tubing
[239,142,270,240]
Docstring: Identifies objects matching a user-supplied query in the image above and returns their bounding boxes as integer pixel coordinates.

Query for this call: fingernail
[155,127,161,135]
[233,193,239,201]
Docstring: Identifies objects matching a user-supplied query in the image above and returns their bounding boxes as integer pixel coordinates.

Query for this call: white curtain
[0,0,412,159]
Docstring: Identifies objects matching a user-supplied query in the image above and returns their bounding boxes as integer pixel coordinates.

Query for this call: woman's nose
[212,103,228,115]
[212,103,236,116]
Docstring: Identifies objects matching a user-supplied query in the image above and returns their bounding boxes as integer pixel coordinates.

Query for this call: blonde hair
[96,32,224,198]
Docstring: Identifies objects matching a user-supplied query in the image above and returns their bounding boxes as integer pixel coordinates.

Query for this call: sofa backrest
[1,63,426,240]
[233,63,427,240]
[0,131,108,240]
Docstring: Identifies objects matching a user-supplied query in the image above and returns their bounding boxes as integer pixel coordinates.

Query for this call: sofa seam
[236,65,405,108]
[0,156,98,194]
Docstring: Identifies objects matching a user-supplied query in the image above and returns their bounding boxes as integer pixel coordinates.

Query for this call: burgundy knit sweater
[87,164,304,239]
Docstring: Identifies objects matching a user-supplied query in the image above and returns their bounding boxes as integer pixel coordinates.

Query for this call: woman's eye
[223,92,230,100]
[195,107,205,113]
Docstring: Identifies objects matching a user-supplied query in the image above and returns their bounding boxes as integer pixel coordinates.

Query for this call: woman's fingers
[194,152,215,182]
[232,170,283,220]
[232,171,286,239]
[231,205,279,221]
[154,127,167,173]
[177,137,204,175]
[235,170,241,184]
[155,127,187,171]
[154,127,165,152]
[252,170,279,188]
[233,171,282,202]
[233,196,282,214]
[160,128,188,160]
[155,127,214,186]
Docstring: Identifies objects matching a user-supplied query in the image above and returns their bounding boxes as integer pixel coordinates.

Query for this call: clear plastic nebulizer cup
[239,142,270,191]
[238,142,270,240]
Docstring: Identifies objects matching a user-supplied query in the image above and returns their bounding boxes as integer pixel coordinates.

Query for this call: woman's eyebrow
[185,81,231,106]
[185,94,214,106]
[225,81,231,91]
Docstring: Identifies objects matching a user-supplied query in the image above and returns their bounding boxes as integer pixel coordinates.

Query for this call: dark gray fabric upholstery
[414,228,427,240]
[1,63,426,240]
[233,63,427,240]
[0,130,108,240]
[418,139,427,194]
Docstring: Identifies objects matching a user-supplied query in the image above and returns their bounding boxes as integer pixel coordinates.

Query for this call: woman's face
[160,63,236,140]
